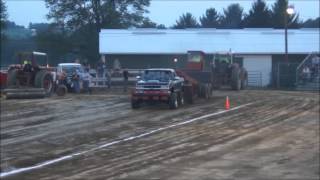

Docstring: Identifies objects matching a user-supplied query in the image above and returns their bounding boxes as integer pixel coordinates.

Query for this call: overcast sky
[5,0,320,28]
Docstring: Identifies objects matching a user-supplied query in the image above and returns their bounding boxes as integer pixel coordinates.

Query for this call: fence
[276,63,300,89]
[90,69,143,87]
[296,52,320,86]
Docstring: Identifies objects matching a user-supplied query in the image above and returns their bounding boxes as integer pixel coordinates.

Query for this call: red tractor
[176,50,247,103]
[5,51,56,98]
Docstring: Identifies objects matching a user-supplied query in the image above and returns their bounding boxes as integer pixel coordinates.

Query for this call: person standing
[97,57,106,86]
[123,68,129,92]
[82,68,91,94]
[106,68,111,89]
[72,69,80,93]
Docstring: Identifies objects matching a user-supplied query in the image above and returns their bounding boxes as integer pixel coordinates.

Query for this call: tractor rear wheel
[7,69,17,87]
[231,67,241,90]
[35,70,54,96]
[205,83,212,99]
[241,68,248,90]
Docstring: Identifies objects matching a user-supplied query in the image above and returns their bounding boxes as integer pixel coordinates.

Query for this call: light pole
[285,5,295,64]
[173,58,178,69]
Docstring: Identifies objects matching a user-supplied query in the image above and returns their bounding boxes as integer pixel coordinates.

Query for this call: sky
[5,0,320,28]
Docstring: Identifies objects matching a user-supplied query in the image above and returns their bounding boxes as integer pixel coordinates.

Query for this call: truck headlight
[160,85,169,89]
[135,89,144,94]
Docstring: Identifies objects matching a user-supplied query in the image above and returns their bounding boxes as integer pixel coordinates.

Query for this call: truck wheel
[7,69,17,87]
[56,84,67,96]
[131,99,140,109]
[178,92,184,106]
[183,85,194,104]
[231,67,241,90]
[169,92,178,109]
[35,70,54,96]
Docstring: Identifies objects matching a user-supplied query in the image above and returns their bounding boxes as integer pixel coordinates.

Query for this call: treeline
[1,0,319,66]
[172,1,319,29]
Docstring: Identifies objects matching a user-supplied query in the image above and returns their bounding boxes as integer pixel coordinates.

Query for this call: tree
[220,4,244,28]
[45,0,151,62]
[156,24,166,29]
[173,12,199,29]
[271,0,301,28]
[1,0,8,41]
[31,23,73,65]
[200,8,220,28]
[139,18,157,28]
[302,17,320,28]
[243,0,272,28]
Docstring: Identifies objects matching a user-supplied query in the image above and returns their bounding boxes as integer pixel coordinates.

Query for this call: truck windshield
[142,70,173,82]
[61,66,83,74]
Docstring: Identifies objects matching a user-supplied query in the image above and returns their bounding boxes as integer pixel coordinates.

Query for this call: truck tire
[231,67,241,90]
[35,70,54,96]
[7,69,17,87]
[169,92,178,109]
[56,84,67,96]
[178,92,184,106]
[131,99,140,109]
[183,85,194,104]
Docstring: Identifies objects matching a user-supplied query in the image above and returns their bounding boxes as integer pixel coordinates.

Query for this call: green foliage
[173,12,199,29]
[200,8,220,28]
[156,24,166,29]
[271,0,301,28]
[1,21,36,66]
[1,0,8,42]
[34,23,73,65]
[220,4,244,29]
[302,17,320,28]
[45,0,151,64]
[139,18,157,28]
[243,0,272,28]
[0,0,7,28]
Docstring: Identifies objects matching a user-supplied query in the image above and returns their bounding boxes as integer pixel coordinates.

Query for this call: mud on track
[0,90,319,179]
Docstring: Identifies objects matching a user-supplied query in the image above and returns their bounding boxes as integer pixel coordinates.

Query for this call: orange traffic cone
[225,96,230,110]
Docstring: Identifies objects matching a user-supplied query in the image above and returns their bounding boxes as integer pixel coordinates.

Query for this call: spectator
[72,69,80,93]
[106,69,111,89]
[97,57,106,85]
[302,65,311,83]
[82,68,91,94]
[123,68,129,92]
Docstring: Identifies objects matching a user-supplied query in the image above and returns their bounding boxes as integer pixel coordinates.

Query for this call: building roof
[99,28,319,55]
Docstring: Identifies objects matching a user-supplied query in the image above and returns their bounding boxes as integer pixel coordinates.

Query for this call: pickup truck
[131,68,184,109]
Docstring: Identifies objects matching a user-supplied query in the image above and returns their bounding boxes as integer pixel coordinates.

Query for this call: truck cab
[131,68,184,109]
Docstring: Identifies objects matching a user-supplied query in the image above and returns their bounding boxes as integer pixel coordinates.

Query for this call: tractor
[5,51,56,99]
[175,50,247,103]
[211,51,248,90]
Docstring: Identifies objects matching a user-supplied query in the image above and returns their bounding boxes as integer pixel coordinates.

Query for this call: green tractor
[211,51,248,90]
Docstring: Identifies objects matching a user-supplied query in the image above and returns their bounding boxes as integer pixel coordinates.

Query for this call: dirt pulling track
[0,90,319,180]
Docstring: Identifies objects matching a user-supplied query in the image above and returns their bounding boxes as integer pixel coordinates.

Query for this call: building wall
[241,55,272,87]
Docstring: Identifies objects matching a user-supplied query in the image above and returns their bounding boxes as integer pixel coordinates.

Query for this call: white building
[99,28,320,87]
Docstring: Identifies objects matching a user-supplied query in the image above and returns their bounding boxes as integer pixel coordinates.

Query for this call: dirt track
[0,90,319,180]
